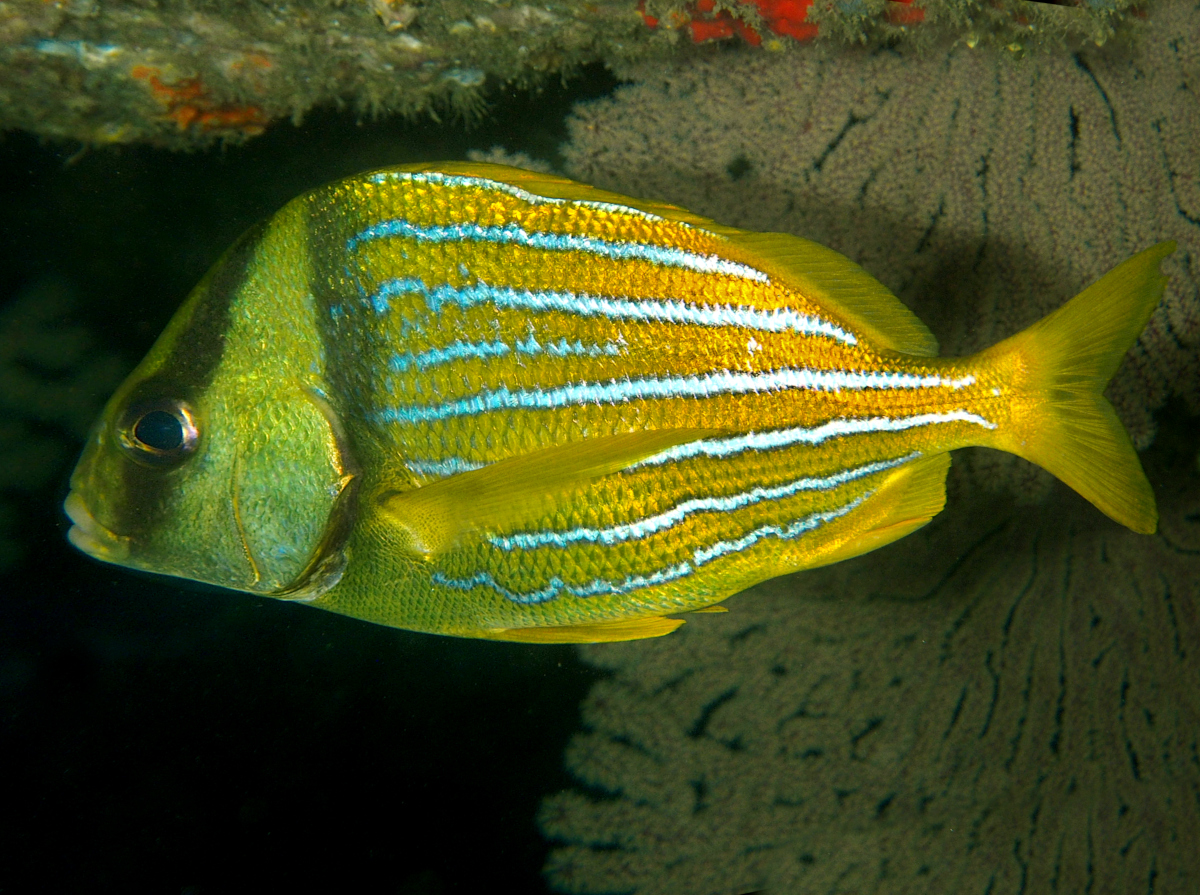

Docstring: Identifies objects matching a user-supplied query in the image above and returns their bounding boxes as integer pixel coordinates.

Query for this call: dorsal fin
[734,232,939,356]
[386,162,939,357]
[385,161,725,227]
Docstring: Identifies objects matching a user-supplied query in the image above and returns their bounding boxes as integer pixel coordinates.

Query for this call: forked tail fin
[982,241,1175,534]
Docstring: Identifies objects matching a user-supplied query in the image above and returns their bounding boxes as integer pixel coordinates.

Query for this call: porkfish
[64,163,1174,643]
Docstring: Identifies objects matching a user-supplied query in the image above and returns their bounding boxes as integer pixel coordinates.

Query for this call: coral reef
[642,0,1149,49]
[0,0,1151,149]
[641,0,825,44]
[541,426,1200,893]
[0,0,647,147]
[562,0,1200,489]
[0,278,125,570]
[644,0,1151,48]
[541,3,1200,892]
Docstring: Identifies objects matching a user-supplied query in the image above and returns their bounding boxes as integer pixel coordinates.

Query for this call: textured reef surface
[540,2,1200,891]
[0,0,1150,148]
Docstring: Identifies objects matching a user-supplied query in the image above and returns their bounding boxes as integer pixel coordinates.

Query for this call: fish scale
[305,172,984,620]
[64,162,1172,642]
[327,205,976,464]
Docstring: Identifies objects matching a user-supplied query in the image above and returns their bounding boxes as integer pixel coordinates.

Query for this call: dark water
[0,67,619,894]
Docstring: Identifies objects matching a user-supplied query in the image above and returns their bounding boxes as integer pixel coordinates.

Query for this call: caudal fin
[984,242,1174,534]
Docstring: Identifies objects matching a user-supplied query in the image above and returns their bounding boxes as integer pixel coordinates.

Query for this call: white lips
[64,491,128,563]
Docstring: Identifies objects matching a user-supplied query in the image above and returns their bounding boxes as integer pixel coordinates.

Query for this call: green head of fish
[65,211,358,601]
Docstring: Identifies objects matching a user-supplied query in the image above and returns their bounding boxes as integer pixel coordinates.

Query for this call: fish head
[65,222,358,601]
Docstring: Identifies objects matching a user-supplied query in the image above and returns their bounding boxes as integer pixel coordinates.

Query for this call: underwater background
[3,2,1200,892]
[0,75,621,893]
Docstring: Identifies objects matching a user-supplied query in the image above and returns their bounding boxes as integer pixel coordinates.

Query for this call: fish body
[64,163,1172,642]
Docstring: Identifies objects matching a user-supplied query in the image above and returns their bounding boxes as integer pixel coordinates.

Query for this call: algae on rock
[0,0,1156,149]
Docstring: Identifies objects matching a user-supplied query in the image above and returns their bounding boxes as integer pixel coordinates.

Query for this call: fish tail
[982,241,1175,534]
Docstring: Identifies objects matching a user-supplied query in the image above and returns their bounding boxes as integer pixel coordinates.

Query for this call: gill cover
[66,214,357,600]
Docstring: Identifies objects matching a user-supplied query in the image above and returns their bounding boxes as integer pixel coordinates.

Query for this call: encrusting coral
[639,0,1134,49]
[0,0,1151,149]
[540,2,1200,892]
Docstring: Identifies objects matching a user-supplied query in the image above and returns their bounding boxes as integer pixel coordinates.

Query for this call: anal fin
[484,615,685,644]
[807,453,951,571]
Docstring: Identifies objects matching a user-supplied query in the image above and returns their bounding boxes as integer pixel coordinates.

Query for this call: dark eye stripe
[111,221,264,537]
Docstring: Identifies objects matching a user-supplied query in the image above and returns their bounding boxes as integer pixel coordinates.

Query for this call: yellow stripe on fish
[64,162,1173,642]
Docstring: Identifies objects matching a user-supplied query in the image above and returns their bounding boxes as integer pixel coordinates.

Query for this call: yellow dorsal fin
[392,162,938,357]
[389,161,722,226]
[379,429,717,557]
[484,615,685,644]
[805,453,951,571]
[734,232,938,356]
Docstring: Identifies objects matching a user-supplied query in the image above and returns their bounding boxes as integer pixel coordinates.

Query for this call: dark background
[0,66,620,894]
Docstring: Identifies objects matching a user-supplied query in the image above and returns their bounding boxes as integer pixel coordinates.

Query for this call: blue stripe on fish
[404,456,487,478]
[396,412,994,484]
[367,171,670,224]
[435,560,694,607]
[347,219,771,283]
[634,410,998,466]
[389,334,623,373]
[432,491,868,605]
[544,337,624,358]
[376,370,979,424]
[365,277,857,345]
[391,338,510,372]
[490,452,919,550]
[692,492,865,565]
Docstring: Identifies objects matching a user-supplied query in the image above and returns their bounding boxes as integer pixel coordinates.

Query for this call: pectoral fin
[379,429,717,557]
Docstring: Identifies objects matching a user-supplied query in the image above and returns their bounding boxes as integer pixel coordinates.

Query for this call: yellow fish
[64,163,1172,643]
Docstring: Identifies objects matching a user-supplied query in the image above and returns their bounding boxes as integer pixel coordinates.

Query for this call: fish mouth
[64,491,129,563]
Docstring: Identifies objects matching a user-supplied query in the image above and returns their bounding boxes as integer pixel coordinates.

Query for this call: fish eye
[135,411,185,451]
[118,400,199,466]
